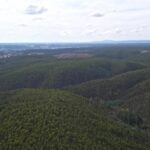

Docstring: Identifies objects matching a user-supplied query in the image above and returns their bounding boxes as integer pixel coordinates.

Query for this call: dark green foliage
[0,89,150,150]
[117,111,143,126]
[68,68,150,100]
[103,100,123,108]
[128,52,150,66]
[67,68,150,127]
[0,56,144,90]
[123,92,150,126]
[0,45,150,149]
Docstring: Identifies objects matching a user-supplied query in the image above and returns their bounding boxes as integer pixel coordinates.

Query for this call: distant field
[54,53,93,59]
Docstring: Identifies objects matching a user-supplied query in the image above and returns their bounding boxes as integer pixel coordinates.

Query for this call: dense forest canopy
[0,43,150,149]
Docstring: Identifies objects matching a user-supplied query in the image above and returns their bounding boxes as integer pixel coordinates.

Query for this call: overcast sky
[0,0,150,42]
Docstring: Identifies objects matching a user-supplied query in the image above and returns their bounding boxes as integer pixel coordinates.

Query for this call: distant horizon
[0,40,150,44]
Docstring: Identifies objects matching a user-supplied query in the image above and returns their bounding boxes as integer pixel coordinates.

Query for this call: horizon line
[0,40,150,44]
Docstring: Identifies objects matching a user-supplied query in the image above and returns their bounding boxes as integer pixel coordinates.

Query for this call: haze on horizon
[0,0,150,43]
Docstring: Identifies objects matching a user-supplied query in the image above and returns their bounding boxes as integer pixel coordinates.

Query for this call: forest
[0,43,150,149]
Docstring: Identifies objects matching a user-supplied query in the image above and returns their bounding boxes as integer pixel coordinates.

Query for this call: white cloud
[91,13,105,18]
[19,24,28,27]
[0,0,150,42]
[24,5,48,15]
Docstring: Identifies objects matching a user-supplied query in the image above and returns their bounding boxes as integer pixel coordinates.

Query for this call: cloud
[24,5,48,15]
[32,17,44,21]
[111,7,146,14]
[115,28,122,34]
[86,29,97,36]
[18,24,28,27]
[64,1,87,9]
[59,30,71,37]
[91,13,104,18]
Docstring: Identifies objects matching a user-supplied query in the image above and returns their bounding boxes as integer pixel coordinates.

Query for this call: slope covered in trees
[67,68,150,100]
[0,56,144,90]
[67,68,150,128]
[0,89,150,150]
[0,44,150,149]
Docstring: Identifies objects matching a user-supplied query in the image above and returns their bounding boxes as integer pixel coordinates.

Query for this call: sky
[0,0,150,42]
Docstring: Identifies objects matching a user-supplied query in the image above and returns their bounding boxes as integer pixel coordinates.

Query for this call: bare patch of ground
[140,50,150,54]
[54,53,93,59]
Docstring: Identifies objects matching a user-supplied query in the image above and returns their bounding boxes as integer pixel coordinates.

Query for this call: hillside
[0,56,145,90]
[0,89,150,150]
[128,51,150,66]
[67,68,150,100]
[121,79,150,125]
[0,45,150,150]
[67,68,150,127]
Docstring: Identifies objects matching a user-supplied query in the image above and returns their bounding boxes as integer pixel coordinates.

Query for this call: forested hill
[0,44,150,150]
[67,68,150,100]
[0,57,145,90]
[0,89,150,150]
[66,68,150,129]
